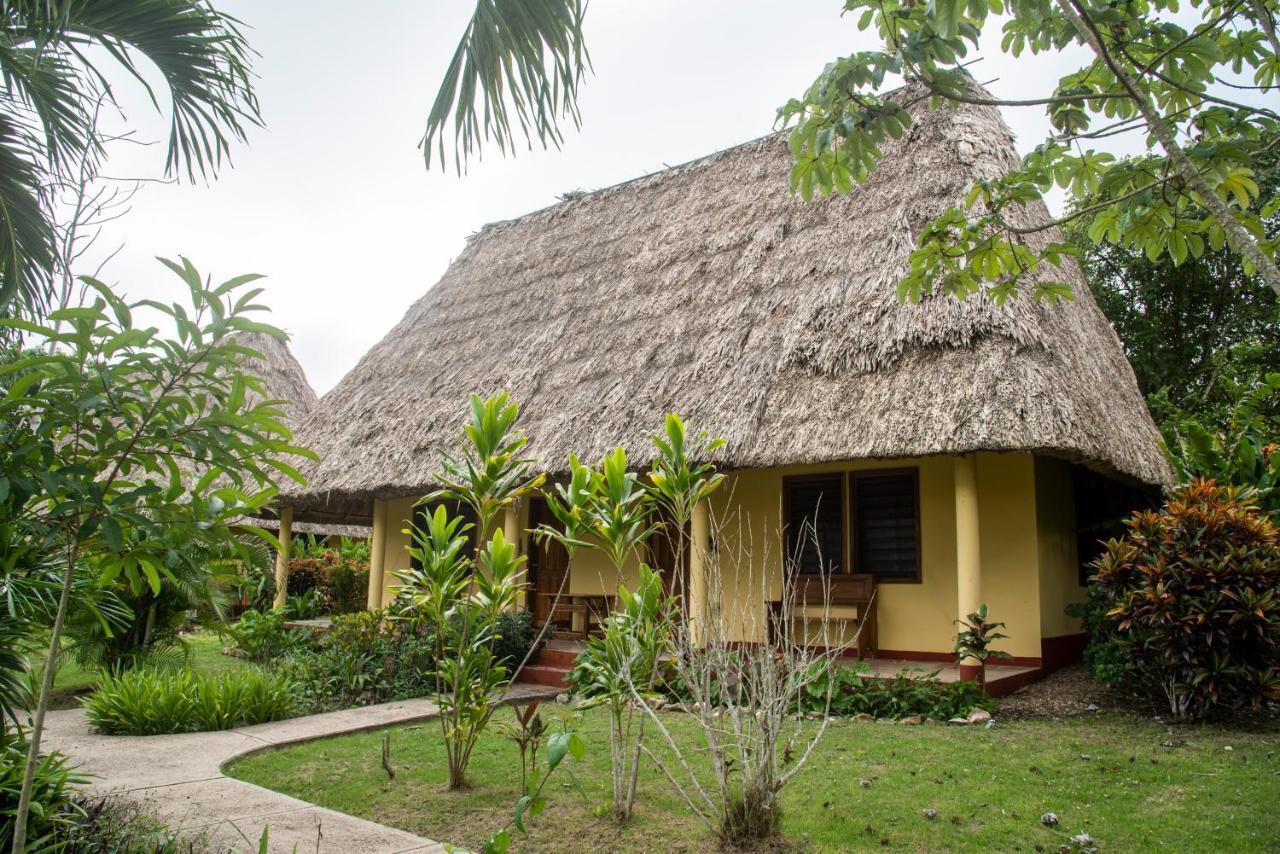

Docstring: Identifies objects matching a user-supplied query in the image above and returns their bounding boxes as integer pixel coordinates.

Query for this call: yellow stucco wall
[380,497,415,604]
[700,454,1043,658]
[367,453,1083,659]
[1034,457,1085,638]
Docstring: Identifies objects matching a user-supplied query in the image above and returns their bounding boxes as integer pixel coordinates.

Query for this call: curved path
[42,685,556,853]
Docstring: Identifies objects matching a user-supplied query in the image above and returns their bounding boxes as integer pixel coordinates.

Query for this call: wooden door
[647,515,689,606]
[527,498,569,625]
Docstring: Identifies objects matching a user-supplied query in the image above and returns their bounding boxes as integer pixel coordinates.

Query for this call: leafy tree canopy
[1079,143,1280,436]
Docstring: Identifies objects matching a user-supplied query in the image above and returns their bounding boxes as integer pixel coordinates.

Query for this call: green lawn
[37,629,251,709]
[227,703,1280,852]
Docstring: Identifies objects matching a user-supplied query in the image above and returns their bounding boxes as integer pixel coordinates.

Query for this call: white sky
[88,0,1097,394]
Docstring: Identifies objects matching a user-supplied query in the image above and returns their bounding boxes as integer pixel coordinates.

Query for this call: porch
[515,639,1041,699]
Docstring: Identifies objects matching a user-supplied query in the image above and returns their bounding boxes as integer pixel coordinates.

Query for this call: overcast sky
[88,1,1097,394]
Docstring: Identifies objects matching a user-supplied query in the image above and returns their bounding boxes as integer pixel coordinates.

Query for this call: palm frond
[0,111,53,314]
[53,0,262,181]
[423,0,590,172]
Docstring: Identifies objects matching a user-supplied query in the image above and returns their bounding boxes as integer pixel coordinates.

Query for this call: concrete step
[515,664,572,688]
[532,646,580,668]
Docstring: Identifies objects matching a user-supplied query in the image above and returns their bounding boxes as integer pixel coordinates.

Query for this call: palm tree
[0,0,260,315]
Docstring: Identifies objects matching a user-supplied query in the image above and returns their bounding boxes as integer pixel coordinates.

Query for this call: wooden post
[367,499,387,610]
[689,500,710,648]
[273,505,292,609]
[954,454,982,682]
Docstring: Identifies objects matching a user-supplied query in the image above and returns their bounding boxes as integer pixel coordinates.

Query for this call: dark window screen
[786,476,844,574]
[852,472,918,580]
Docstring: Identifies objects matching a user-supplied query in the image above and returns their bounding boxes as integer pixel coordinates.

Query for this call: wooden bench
[768,574,877,658]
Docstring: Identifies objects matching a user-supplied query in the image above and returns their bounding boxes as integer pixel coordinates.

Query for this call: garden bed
[227,702,1280,853]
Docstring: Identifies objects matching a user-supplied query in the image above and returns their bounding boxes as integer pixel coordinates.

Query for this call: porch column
[367,499,387,610]
[273,505,292,609]
[954,454,982,682]
[688,499,710,647]
[504,501,525,610]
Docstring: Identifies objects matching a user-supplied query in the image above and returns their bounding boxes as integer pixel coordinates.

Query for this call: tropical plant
[495,700,547,793]
[1087,479,1280,719]
[568,564,673,822]
[426,0,1280,299]
[229,608,308,662]
[0,0,260,316]
[393,392,544,789]
[476,710,586,854]
[794,665,996,720]
[82,668,294,735]
[0,728,86,852]
[953,603,1012,685]
[281,609,438,713]
[282,589,324,620]
[0,258,311,852]
[1164,374,1280,513]
[64,526,257,674]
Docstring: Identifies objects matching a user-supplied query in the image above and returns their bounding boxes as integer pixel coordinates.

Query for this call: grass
[35,630,251,709]
[227,703,1280,852]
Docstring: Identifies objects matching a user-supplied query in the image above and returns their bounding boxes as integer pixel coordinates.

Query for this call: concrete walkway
[43,685,555,853]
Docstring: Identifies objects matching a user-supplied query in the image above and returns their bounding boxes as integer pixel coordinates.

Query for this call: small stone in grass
[948,717,968,725]
[966,708,992,724]
[922,808,938,820]
[1041,811,1059,827]
[859,778,872,788]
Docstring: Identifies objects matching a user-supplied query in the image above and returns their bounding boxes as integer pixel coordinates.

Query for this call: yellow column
[273,505,292,609]
[688,500,710,648]
[504,501,525,610]
[954,454,982,681]
[367,499,387,610]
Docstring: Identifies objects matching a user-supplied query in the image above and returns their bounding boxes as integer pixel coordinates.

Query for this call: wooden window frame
[849,467,922,584]
[781,473,848,575]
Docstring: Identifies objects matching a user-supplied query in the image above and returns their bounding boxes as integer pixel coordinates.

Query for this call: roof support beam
[954,454,982,682]
[688,499,711,648]
[273,506,293,610]
[367,499,388,610]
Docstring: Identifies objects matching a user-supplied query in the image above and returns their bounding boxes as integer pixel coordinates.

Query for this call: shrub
[286,547,371,615]
[323,560,369,615]
[281,609,437,713]
[283,589,325,620]
[230,608,310,661]
[52,796,197,853]
[0,729,86,851]
[285,557,325,597]
[1085,480,1280,719]
[796,665,995,720]
[83,669,295,734]
[493,609,539,668]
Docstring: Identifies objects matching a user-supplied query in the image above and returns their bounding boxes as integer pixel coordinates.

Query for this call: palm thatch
[235,332,369,538]
[283,86,1171,525]
[238,331,319,422]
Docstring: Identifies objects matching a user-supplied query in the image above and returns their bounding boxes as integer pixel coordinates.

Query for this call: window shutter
[852,472,919,581]
[785,475,845,574]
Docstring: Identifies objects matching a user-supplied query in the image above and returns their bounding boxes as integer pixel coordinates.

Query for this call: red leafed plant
[1091,479,1280,719]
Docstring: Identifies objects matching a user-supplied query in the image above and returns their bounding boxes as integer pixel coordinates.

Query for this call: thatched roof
[283,86,1172,525]
[239,331,319,423]
[235,333,366,538]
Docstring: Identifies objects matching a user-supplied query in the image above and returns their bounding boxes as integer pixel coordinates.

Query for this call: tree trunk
[12,545,79,854]
[1054,0,1280,297]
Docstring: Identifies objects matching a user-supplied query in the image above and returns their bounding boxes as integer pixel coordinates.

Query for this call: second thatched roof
[283,86,1171,525]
